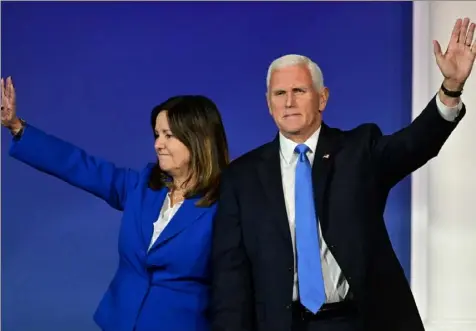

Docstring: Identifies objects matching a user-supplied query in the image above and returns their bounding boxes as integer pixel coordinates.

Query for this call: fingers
[1,77,14,99]
[450,18,462,44]
[7,77,15,101]
[1,78,5,105]
[459,18,470,43]
[452,17,476,51]
[5,77,10,99]
[433,40,443,56]
[1,76,15,110]
[466,22,475,47]
[433,40,445,65]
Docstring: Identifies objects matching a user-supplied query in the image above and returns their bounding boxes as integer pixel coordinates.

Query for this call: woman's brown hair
[148,95,229,207]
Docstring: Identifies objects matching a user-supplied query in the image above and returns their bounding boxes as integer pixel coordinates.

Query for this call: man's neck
[281,123,322,144]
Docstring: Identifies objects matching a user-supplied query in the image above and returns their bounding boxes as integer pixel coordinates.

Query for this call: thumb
[433,40,444,63]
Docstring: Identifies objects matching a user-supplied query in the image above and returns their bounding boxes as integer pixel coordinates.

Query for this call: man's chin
[282,127,303,135]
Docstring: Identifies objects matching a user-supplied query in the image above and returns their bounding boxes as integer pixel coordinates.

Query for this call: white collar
[279,126,321,165]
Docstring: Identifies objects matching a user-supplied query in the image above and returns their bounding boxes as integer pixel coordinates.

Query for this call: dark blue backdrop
[1,2,413,330]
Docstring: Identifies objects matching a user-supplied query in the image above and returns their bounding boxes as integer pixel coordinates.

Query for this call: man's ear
[318,87,330,113]
[266,92,272,115]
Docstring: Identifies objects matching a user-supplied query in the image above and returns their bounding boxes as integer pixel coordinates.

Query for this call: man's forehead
[271,64,310,76]
[270,82,313,90]
[270,68,312,85]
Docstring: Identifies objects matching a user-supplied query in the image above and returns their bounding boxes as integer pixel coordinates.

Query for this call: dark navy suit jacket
[211,96,465,331]
[10,125,216,331]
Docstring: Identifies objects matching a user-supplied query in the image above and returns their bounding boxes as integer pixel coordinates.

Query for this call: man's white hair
[266,54,324,91]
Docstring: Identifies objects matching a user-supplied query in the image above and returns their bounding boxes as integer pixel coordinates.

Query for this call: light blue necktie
[294,144,326,314]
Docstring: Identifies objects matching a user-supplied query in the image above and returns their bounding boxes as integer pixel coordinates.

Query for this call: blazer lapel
[141,188,168,248]
[312,123,342,233]
[257,137,293,246]
[150,197,207,250]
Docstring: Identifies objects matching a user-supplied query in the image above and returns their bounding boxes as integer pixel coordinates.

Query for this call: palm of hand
[434,18,476,88]
[438,41,476,82]
[1,77,17,127]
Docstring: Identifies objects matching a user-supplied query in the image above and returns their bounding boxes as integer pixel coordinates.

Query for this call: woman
[1,76,229,331]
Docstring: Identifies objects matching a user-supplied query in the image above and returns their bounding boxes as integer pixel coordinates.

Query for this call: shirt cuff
[436,93,463,122]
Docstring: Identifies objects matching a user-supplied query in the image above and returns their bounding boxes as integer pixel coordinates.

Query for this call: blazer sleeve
[210,167,255,331]
[369,95,465,189]
[9,124,140,211]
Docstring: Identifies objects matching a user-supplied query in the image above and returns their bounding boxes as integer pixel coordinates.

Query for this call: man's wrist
[442,78,464,92]
[439,79,464,108]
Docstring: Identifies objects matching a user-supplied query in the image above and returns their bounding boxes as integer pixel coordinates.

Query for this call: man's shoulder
[224,122,383,172]
[327,122,383,144]
[219,142,272,186]
[229,141,274,170]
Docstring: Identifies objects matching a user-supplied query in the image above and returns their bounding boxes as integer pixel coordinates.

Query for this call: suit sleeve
[369,95,465,188]
[211,168,254,331]
[9,124,139,211]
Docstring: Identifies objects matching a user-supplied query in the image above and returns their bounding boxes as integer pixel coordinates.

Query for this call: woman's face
[154,111,191,180]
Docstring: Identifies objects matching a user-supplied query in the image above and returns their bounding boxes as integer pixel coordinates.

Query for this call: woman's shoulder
[125,163,168,199]
[129,162,159,188]
[137,162,157,177]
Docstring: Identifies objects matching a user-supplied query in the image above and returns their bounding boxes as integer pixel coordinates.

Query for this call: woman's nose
[155,138,164,150]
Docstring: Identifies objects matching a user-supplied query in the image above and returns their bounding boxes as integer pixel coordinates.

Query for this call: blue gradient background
[1,2,413,330]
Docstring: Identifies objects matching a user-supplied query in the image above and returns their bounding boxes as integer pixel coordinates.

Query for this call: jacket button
[288,267,293,272]
[285,304,292,310]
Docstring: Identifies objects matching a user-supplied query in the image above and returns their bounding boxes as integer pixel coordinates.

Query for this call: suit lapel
[141,188,168,248]
[150,197,207,250]
[257,137,293,245]
[256,124,342,244]
[312,123,342,233]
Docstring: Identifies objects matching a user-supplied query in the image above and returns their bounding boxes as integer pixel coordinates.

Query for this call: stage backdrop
[1,2,413,330]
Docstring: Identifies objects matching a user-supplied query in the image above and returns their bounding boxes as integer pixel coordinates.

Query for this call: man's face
[267,64,329,142]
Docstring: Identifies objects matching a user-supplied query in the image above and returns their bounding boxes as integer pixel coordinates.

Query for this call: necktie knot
[295,144,310,154]
[294,144,310,161]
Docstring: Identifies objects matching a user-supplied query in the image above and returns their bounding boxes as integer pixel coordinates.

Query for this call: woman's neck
[172,178,188,192]
[169,178,189,206]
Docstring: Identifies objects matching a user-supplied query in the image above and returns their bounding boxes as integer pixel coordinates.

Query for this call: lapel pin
[323,154,330,159]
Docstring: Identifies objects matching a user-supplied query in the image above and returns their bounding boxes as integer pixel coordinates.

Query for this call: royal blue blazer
[9,125,217,331]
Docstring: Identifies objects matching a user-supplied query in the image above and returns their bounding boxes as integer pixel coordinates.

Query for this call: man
[211,18,475,331]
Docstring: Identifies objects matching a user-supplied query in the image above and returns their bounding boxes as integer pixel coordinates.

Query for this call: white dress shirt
[148,193,183,251]
[280,94,462,303]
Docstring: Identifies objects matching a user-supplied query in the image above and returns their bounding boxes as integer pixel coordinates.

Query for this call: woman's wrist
[8,118,25,136]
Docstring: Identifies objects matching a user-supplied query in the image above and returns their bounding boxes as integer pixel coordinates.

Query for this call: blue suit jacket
[9,125,217,331]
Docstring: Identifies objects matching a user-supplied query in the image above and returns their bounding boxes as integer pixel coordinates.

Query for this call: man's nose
[285,93,295,108]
